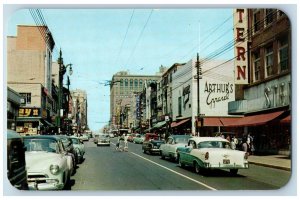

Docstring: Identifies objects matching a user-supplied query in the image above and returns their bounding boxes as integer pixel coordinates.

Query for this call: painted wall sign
[204,82,234,107]
[234,9,249,84]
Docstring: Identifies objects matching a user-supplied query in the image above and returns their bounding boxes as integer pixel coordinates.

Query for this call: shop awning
[153,121,166,129]
[228,111,284,127]
[280,115,291,124]
[220,117,242,126]
[171,118,190,128]
[203,118,223,127]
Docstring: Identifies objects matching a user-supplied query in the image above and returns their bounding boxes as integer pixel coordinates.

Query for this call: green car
[133,134,145,144]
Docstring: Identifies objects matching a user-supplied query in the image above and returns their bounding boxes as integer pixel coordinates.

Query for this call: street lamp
[57,49,73,134]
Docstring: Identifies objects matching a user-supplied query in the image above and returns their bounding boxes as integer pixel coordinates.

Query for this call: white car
[177,137,249,175]
[97,134,110,146]
[23,135,73,190]
[159,135,192,162]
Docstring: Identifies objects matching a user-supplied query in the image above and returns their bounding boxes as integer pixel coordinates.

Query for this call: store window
[253,51,261,82]
[265,45,274,77]
[20,93,31,105]
[278,37,289,72]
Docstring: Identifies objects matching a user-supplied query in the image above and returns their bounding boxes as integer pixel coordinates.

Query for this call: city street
[70,138,291,191]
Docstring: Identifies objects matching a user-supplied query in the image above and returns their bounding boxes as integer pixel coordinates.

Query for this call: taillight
[244,152,249,160]
[205,152,209,160]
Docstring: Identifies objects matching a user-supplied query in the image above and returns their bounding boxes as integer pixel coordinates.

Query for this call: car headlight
[50,164,60,175]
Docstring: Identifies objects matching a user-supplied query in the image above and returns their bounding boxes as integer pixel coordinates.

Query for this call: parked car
[69,136,85,163]
[159,134,192,162]
[56,135,78,168]
[133,134,145,144]
[7,130,28,190]
[142,133,165,155]
[97,134,110,146]
[23,135,73,190]
[108,133,114,138]
[79,134,89,141]
[127,133,136,142]
[177,137,249,175]
[93,133,100,144]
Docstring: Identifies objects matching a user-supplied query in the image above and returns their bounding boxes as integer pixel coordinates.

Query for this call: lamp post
[57,49,73,134]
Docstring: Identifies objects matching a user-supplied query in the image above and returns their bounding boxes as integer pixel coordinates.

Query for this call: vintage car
[69,136,85,163]
[159,134,192,162]
[56,135,78,167]
[177,137,249,175]
[79,133,89,141]
[142,133,165,155]
[127,133,136,142]
[7,129,28,190]
[133,134,145,144]
[97,134,110,146]
[23,135,73,190]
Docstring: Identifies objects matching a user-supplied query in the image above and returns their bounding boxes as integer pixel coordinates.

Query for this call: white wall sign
[234,9,248,84]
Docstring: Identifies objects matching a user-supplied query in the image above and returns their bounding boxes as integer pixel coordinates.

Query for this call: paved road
[70,138,291,191]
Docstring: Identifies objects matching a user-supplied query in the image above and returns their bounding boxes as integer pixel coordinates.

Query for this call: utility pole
[195,53,202,137]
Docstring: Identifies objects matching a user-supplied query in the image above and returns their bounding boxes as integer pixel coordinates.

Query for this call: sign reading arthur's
[234,9,248,84]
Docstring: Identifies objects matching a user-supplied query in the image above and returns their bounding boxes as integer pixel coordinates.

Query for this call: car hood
[25,152,64,172]
[150,140,165,146]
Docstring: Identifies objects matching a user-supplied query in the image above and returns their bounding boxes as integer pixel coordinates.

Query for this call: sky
[5,6,236,131]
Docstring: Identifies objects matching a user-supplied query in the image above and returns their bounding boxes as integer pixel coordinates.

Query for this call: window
[130,79,133,90]
[20,93,31,105]
[178,96,182,116]
[134,79,138,88]
[120,79,123,86]
[253,51,261,82]
[278,37,289,72]
[265,9,274,26]
[139,79,143,87]
[253,10,260,33]
[125,79,128,87]
[265,45,274,77]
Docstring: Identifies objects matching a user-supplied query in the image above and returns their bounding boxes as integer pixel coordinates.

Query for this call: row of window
[253,9,286,33]
[118,79,156,87]
[253,36,289,82]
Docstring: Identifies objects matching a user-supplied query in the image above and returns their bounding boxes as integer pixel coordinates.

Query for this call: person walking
[123,133,128,151]
[242,138,248,153]
[230,138,236,150]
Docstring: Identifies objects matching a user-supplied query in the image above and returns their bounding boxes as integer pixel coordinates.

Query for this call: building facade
[228,9,291,155]
[70,89,88,134]
[110,70,164,130]
[7,25,55,135]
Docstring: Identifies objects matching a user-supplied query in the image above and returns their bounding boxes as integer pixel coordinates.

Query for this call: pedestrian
[124,133,128,151]
[242,138,248,153]
[116,135,121,151]
[230,138,236,150]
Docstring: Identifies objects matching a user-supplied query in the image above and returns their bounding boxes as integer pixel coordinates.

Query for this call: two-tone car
[159,134,192,162]
[23,135,73,190]
[177,137,249,175]
[133,134,145,144]
[142,133,165,155]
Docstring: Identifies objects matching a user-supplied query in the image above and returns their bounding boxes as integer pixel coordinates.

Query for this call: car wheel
[230,169,238,175]
[194,161,201,174]
[161,152,165,159]
[178,155,185,168]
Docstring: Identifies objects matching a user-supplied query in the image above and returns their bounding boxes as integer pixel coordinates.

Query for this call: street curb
[248,161,291,171]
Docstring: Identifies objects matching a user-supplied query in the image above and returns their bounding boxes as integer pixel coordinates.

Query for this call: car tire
[194,161,201,174]
[230,169,238,175]
[161,152,165,159]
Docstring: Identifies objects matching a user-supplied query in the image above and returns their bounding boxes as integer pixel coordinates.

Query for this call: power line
[125,9,154,68]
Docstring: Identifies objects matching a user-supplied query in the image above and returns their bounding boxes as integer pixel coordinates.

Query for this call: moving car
[177,137,249,175]
[69,136,85,163]
[97,134,110,146]
[23,135,73,190]
[142,133,165,155]
[7,130,28,190]
[133,134,145,144]
[160,134,192,162]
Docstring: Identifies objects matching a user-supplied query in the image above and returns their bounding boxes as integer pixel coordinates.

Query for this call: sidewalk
[247,154,291,171]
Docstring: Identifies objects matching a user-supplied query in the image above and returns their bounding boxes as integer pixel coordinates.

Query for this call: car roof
[169,135,192,138]
[189,137,229,143]
[22,135,61,141]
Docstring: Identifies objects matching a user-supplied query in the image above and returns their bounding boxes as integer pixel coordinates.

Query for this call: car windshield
[24,138,58,153]
[99,135,109,139]
[174,137,190,144]
[198,141,230,149]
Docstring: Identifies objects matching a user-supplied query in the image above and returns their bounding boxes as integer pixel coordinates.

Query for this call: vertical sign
[234,9,248,84]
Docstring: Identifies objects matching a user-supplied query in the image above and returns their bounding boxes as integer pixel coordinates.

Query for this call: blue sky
[5,8,234,131]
